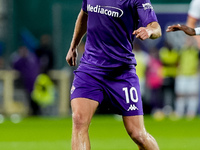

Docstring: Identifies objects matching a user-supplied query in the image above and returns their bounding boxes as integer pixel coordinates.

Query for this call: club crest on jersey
[87,4,123,18]
[142,3,153,10]
[71,85,76,94]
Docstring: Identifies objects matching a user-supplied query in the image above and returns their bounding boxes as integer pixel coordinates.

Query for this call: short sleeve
[188,0,200,19]
[134,0,158,27]
[82,0,87,13]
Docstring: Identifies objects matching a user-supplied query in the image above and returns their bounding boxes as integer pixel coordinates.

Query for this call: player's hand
[166,24,182,32]
[166,24,196,36]
[133,27,153,40]
[66,47,78,66]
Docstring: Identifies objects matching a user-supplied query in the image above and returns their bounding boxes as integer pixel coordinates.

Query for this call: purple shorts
[70,63,143,116]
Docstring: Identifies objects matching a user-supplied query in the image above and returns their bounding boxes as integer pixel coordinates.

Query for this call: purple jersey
[81,0,158,68]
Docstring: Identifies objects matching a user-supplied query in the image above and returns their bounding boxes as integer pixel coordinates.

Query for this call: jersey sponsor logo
[127,104,139,111]
[142,3,153,10]
[87,4,123,18]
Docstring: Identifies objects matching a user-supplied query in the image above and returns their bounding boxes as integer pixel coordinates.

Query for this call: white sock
[186,96,199,117]
[175,97,185,117]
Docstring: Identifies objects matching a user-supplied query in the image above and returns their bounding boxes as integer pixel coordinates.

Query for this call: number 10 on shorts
[122,87,138,103]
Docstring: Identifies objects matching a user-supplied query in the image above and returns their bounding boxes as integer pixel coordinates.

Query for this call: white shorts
[175,75,199,95]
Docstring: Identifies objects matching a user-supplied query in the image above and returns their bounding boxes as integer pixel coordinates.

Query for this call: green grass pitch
[0,115,200,150]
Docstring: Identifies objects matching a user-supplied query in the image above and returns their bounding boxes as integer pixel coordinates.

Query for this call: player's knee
[72,112,89,130]
[128,130,146,146]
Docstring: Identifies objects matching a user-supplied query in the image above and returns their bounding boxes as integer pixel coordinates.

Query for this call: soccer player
[166,24,200,36]
[166,0,200,37]
[186,0,200,46]
[66,0,161,149]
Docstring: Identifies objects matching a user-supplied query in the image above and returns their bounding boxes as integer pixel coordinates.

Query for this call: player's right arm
[66,9,88,66]
[133,21,162,40]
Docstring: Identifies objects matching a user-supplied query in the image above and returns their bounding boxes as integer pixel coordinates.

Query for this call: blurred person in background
[66,0,161,149]
[167,24,200,120]
[174,38,199,119]
[31,34,56,108]
[11,45,41,116]
[166,0,200,115]
[166,0,200,117]
[146,47,163,116]
[159,41,179,116]
[35,34,54,74]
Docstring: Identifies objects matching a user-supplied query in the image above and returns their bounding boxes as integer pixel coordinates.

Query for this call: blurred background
[0,0,200,118]
[1,0,200,150]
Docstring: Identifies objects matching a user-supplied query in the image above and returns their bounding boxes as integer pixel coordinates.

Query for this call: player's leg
[186,95,199,118]
[123,115,159,150]
[175,95,186,117]
[71,98,99,150]
[185,76,199,118]
[174,76,186,118]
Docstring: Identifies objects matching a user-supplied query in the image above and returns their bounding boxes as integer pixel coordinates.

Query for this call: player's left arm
[166,24,196,36]
[133,21,162,40]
